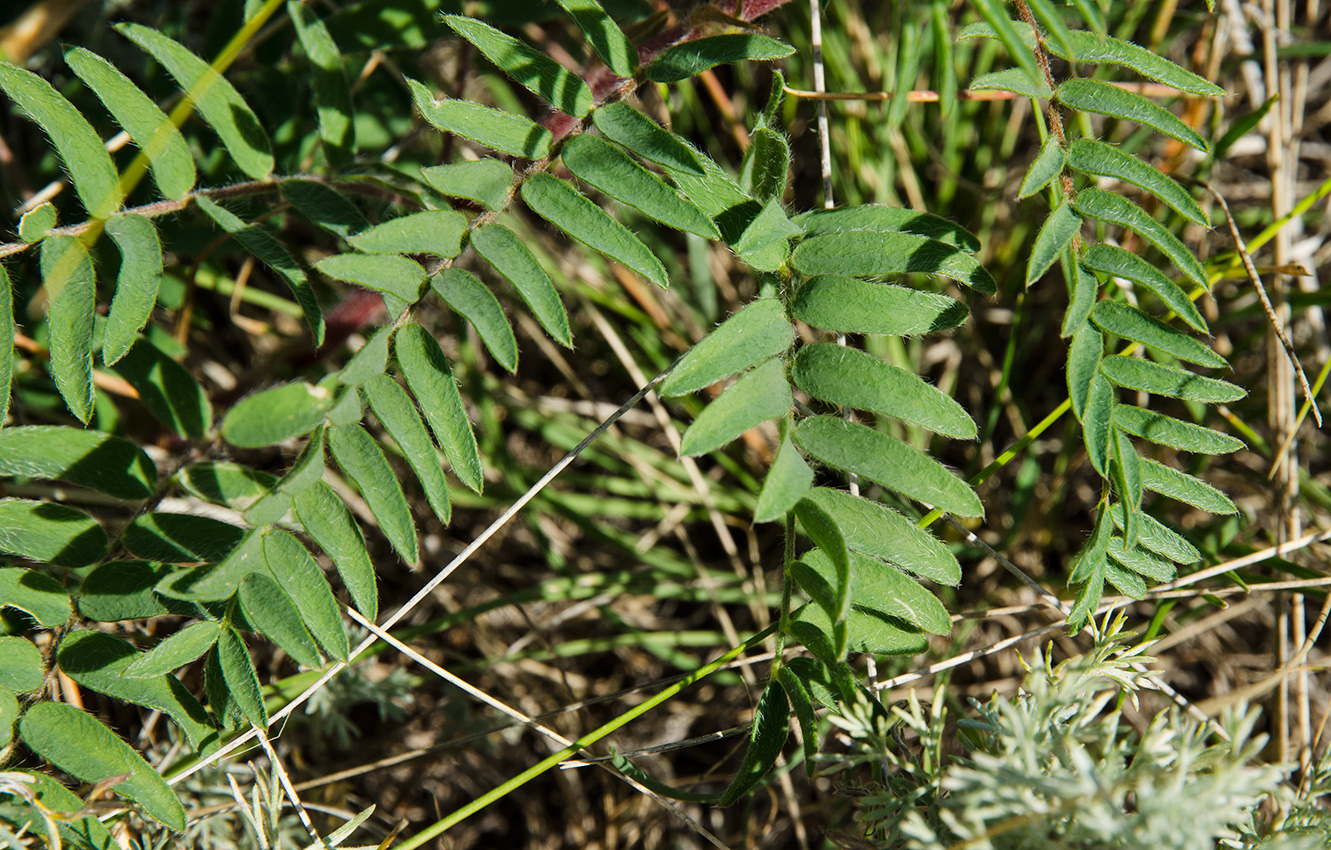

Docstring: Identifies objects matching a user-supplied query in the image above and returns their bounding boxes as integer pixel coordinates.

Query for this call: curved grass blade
[41,236,95,423]
[646,33,794,83]
[592,103,705,175]
[562,135,719,238]
[1067,139,1207,226]
[431,269,519,373]
[420,160,513,211]
[1083,244,1208,333]
[289,1,356,166]
[1026,204,1081,287]
[660,298,791,397]
[1113,404,1244,454]
[792,275,967,337]
[679,357,791,456]
[470,223,571,347]
[443,15,593,117]
[102,214,164,365]
[395,323,484,495]
[294,481,377,619]
[407,77,551,159]
[1058,79,1208,152]
[364,373,452,525]
[1074,188,1208,289]
[328,423,417,563]
[791,231,996,294]
[1140,457,1237,514]
[1090,300,1223,366]
[348,210,466,258]
[1099,355,1245,403]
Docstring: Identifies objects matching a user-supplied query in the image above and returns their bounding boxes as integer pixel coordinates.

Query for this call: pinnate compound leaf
[753,432,813,523]
[0,62,122,218]
[112,337,213,438]
[660,298,791,397]
[238,573,321,668]
[395,324,485,494]
[1109,502,1199,564]
[0,567,70,625]
[794,205,980,251]
[0,426,156,500]
[215,627,267,728]
[0,266,11,426]
[646,33,794,83]
[288,1,356,166]
[0,499,105,567]
[1068,139,1207,226]
[222,381,332,448]
[795,417,982,517]
[420,160,513,211]
[562,135,718,238]
[41,236,95,423]
[1091,301,1221,369]
[19,702,186,830]
[969,67,1051,99]
[328,423,417,563]
[1107,535,1177,582]
[1099,355,1245,403]
[1067,323,1103,421]
[1058,79,1208,152]
[407,77,551,159]
[123,512,244,564]
[0,636,44,692]
[791,275,967,337]
[294,481,377,619]
[431,269,519,372]
[1073,189,1208,290]
[102,214,165,365]
[793,344,975,438]
[444,15,593,117]
[349,210,466,258]
[592,103,705,175]
[1140,457,1237,514]
[196,196,324,344]
[715,681,789,807]
[555,0,636,76]
[1020,138,1066,199]
[79,560,174,621]
[1082,244,1207,333]
[317,253,426,307]
[522,173,668,288]
[804,487,960,584]
[63,47,195,200]
[364,374,452,525]
[1113,405,1243,453]
[117,23,273,179]
[791,231,997,294]
[1083,373,1115,477]
[679,358,791,456]
[123,621,222,678]
[1026,204,1081,287]
[470,224,571,347]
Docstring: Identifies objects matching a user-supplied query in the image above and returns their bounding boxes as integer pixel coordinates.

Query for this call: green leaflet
[349,210,467,258]
[1052,29,1225,97]
[0,567,72,626]
[215,627,267,727]
[1058,79,1208,152]
[662,151,752,228]
[740,126,790,203]
[791,600,927,661]
[793,499,852,651]
[339,330,391,390]
[431,269,518,372]
[294,481,377,619]
[63,47,195,200]
[1083,373,1114,477]
[521,173,668,289]
[41,236,96,423]
[795,417,983,517]
[470,223,571,347]
[1073,188,1208,290]
[732,198,801,271]
[19,702,186,830]
[1111,429,1143,547]
[196,196,324,344]
[178,462,277,512]
[794,205,981,252]
[364,374,452,525]
[1067,139,1207,227]
[237,573,322,668]
[79,561,174,621]
[1067,512,1109,622]
[326,384,366,425]
[102,214,165,366]
[1026,204,1081,287]
[797,548,951,635]
[1083,244,1207,333]
[289,1,356,166]
[1062,261,1098,337]
[0,636,44,692]
[56,631,215,750]
[1109,502,1200,564]
[123,621,222,678]
[407,77,551,159]
[0,499,106,567]
[316,253,427,305]
[444,15,593,117]
[679,357,791,456]
[1019,138,1066,199]
[646,33,795,83]
[0,62,122,218]
[792,344,975,439]
[791,231,997,294]
[420,160,513,211]
[592,103,705,175]
[221,381,333,448]
[328,423,418,563]
[969,67,1051,99]
[281,179,370,240]
[1140,457,1237,514]
[117,23,274,180]
[1113,405,1244,454]
[18,202,55,241]
[122,512,244,564]
[804,487,960,585]
[0,265,10,426]
[791,275,968,337]
[112,337,213,440]
[776,665,819,765]
[562,135,719,239]
[1066,323,1103,421]
[715,681,789,807]
[1099,355,1246,403]
[554,0,636,77]
[1106,535,1177,582]
[395,324,485,494]
[0,691,14,748]
[660,298,791,397]
[1090,300,1224,367]
[0,426,157,500]
[753,431,813,523]
[1105,558,1148,599]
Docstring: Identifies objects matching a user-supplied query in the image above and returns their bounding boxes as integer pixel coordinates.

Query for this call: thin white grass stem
[254,727,322,847]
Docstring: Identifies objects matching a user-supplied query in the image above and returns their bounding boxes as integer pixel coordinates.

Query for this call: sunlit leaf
[1099,355,1245,403]
[364,373,452,525]
[328,422,417,563]
[221,381,333,448]
[238,572,322,668]
[792,275,967,337]
[555,0,636,76]
[349,210,466,258]
[1140,457,1237,514]
[969,67,1051,99]
[794,205,980,252]
[1068,139,1207,226]
[791,231,997,294]
[1113,404,1244,454]
[1107,535,1177,582]
[444,15,593,116]
[0,499,105,567]
[1019,138,1066,199]
[660,298,791,397]
[593,103,705,175]
[798,548,950,635]
[740,126,790,203]
[102,214,164,365]
[1082,373,1114,477]
[1062,261,1098,337]
[753,431,812,523]
[646,33,794,83]
[294,481,377,619]
[0,566,70,625]
[0,426,156,500]
[1058,78,1208,152]
[1109,502,1200,564]
[1026,204,1080,287]
[0,636,44,692]
[215,627,266,728]
[395,324,485,494]
[1066,323,1103,421]
[1090,300,1221,366]
[41,236,95,423]
[679,358,791,456]
[112,337,214,439]
[562,134,718,238]
[1082,244,1207,333]
[123,621,222,678]
[1074,188,1208,290]
[289,1,356,166]
[804,487,960,585]
[431,269,518,373]
[1110,428,1142,547]
[470,223,571,347]
[407,77,551,159]
[316,253,426,306]
[420,160,513,211]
